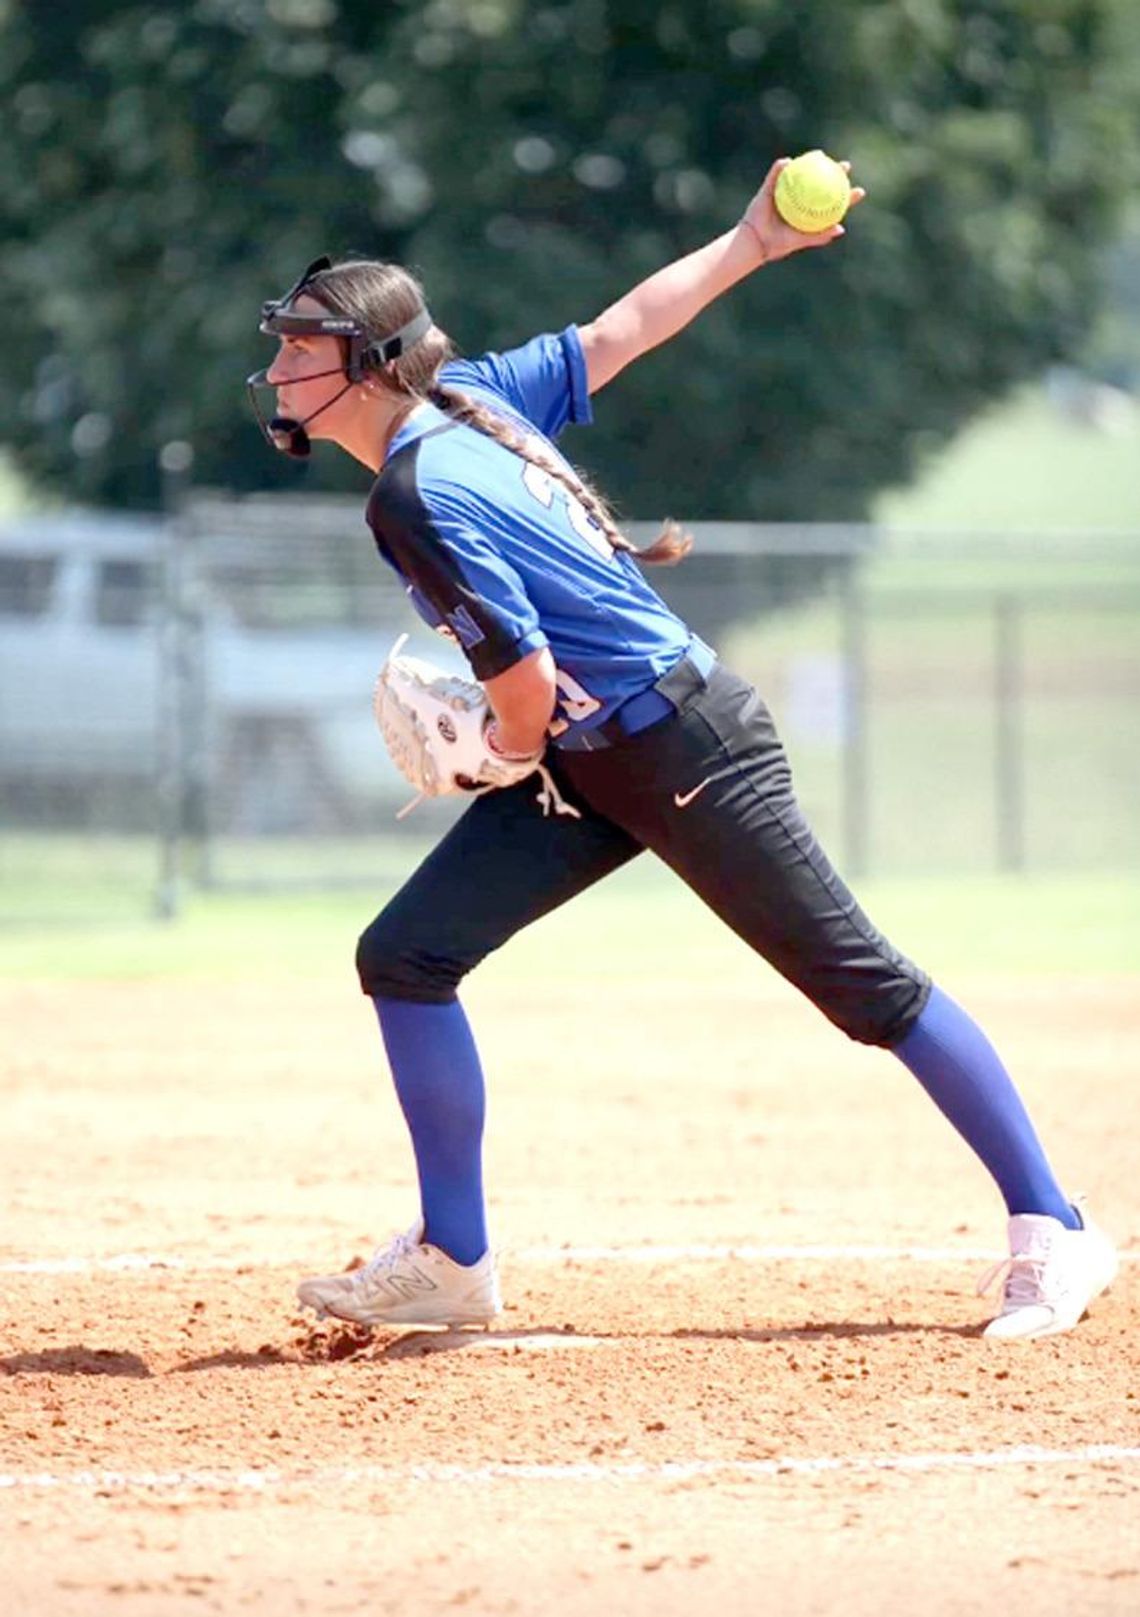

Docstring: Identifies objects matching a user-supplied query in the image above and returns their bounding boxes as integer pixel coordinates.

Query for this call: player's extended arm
[578,157,863,395]
[483,646,559,757]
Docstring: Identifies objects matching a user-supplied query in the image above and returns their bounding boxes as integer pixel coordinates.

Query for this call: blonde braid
[428,384,692,567]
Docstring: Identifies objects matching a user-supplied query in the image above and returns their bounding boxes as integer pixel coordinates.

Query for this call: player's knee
[354,911,466,1002]
[823,977,931,1047]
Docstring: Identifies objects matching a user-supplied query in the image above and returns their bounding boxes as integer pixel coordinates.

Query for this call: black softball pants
[356,661,931,1047]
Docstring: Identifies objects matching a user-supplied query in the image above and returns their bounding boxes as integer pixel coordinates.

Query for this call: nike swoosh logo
[673,777,715,809]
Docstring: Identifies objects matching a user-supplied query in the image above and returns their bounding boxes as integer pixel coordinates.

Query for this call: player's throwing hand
[739,156,866,264]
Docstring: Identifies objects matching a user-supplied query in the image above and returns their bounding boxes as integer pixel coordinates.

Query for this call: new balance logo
[381,1266,440,1301]
[673,777,715,809]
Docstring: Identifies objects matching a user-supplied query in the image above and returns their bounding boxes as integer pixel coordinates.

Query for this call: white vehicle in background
[0,511,416,832]
[1,514,164,803]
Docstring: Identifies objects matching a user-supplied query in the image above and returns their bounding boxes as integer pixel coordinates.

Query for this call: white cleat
[978,1202,1118,1341]
[296,1222,501,1329]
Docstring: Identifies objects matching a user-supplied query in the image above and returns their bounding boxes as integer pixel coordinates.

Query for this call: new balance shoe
[296,1222,500,1328]
[978,1201,1118,1341]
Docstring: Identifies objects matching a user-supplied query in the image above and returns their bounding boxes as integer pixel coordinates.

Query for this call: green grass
[1,853,1138,982]
[872,384,1140,532]
[0,830,435,922]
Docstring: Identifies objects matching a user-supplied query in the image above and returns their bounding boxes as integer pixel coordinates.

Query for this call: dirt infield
[2,970,1138,1615]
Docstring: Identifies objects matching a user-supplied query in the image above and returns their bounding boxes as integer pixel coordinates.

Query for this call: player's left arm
[578,157,864,395]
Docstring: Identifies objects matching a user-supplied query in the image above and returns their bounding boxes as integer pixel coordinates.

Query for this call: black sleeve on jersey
[366,434,537,682]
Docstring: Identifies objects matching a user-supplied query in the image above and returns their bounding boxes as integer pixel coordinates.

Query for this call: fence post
[840,563,869,877]
[994,593,1025,872]
[154,443,195,919]
[179,498,215,891]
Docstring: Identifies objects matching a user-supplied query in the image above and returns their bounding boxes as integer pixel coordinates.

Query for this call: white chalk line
[2,1243,1138,1276]
[2,1445,1139,1496]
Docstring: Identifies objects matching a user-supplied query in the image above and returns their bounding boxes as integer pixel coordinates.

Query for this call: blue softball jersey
[365,325,695,742]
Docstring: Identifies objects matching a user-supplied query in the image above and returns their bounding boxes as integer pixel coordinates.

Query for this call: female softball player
[249,157,1116,1341]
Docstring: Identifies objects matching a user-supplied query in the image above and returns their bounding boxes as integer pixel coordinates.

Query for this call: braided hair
[306,258,692,567]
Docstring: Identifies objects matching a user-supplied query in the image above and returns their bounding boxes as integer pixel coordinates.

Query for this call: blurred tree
[1,0,1137,523]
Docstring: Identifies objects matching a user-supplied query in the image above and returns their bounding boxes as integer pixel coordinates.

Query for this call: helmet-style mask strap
[257,257,432,377]
[248,256,433,457]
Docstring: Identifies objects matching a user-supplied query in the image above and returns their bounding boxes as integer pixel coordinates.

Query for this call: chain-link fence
[2,499,1138,922]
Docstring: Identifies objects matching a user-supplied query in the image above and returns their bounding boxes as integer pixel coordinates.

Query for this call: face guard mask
[247,256,433,458]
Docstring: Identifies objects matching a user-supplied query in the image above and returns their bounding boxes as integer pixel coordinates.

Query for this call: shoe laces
[360,1229,419,1284]
[976,1252,1051,1305]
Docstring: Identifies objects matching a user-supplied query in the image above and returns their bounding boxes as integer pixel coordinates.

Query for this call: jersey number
[521,459,615,561]
[548,667,601,738]
[519,448,607,734]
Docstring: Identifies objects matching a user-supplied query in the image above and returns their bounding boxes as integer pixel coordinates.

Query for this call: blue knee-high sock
[372,996,489,1266]
[894,985,1078,1227]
